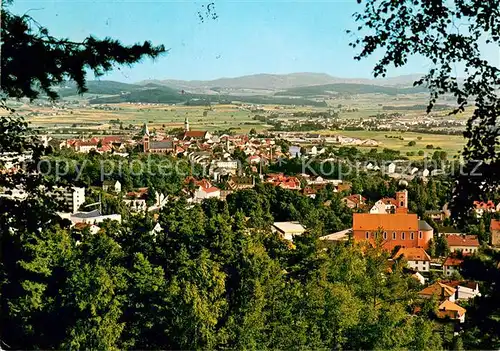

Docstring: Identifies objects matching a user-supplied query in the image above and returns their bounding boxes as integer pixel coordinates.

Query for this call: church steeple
[143,123,150,152]
[143,123,150,136]
[184,116,190,132]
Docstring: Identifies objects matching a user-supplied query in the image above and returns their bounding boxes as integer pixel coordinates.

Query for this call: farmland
[17,98,467,158]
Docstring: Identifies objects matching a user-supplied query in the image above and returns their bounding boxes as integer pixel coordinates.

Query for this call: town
[2,115,499,334]
[2,0,499,349]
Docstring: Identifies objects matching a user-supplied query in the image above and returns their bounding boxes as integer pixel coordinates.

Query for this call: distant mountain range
[56,73,430,106]
[138,72,425,91]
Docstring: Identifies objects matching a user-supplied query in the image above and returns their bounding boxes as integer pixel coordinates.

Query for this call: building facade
[352,213,433,250]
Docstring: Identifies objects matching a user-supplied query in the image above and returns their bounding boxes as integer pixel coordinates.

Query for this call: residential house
[386,162,396,174]
[247,155,261,164]
[75,140,99,153]
[393,247,431,273]
[490,219,500,247]
[370,190,408,214]
[445,234,480,254]
[424,209,448,223]
[352,213,434,250]
[272,222,306,241]
[473,200,497,218]
[437,300,466,323]
[441,281,481,300]
[185,177,220,202]
[210,159,239,181]
[419,281,456,302]
[102,180,121,193]
[443,256,463,277]
[265,173,301,190]
[194,185,221,202]
[227,176,255,190]
[342,194,365,209]
[123,188,149,212]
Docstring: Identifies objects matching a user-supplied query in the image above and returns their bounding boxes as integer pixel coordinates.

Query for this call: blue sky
[10,0,497,82]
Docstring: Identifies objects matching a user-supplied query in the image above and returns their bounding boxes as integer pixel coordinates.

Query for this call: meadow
[19,99,467,157]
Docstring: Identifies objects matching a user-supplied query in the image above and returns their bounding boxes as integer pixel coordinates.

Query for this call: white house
[387,162,396,174]
[442,281,481,300]
[393,247,431,273]
[272,222,306,241]
[102,180,122,193]
[194,185,221,202]
[123,199,147,212]
[443,256,463,277]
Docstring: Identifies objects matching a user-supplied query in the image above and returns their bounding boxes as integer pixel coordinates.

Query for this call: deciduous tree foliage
[350,0,500,224]
[1,1,165,102]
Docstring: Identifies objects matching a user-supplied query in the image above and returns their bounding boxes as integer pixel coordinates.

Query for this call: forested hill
[58,80,327,107]
[57,80,428,107]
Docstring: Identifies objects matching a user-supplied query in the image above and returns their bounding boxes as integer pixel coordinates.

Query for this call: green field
[333,130,465,158]
[19,100,467,157]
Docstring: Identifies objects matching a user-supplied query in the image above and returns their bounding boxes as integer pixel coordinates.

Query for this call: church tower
[184,116,190,132]
[143,123,150,152]
[396,189,408,208]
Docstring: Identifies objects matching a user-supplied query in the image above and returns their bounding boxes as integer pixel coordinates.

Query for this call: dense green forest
[0,185,446,350]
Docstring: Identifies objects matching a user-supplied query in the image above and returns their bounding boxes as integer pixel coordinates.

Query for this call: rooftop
[418,220,433,231]
[446,234,480,247]
[353,213,419,231]
[393,247,431,261]
[443,256,464,267]
[273,222,306,234]
[419,282,456,298]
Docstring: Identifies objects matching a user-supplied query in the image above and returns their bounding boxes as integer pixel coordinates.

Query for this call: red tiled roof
[443,256,464,266]
[446,234,480,247]
[101,136,124,144]
[98,145,112,152]
[184,131,207,138]
[419,282,456,298]
[185,177,213,189]
[77,141,98,146]
[353,213,419,231]
[337,183,352,192]
[379,197,399,206]
[393,247,431,261]
[202,186,220,194]
[441,280,478,290]
[473,200,496,210]
[344,194,365,204]
[437,300,466,319]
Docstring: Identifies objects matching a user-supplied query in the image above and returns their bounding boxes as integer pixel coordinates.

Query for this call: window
[419,231,422,239]
[402,232,406,240]
[392,232,397,240]
[410,232,414,240]
[366,231,369,239]
[383,231,387,240]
